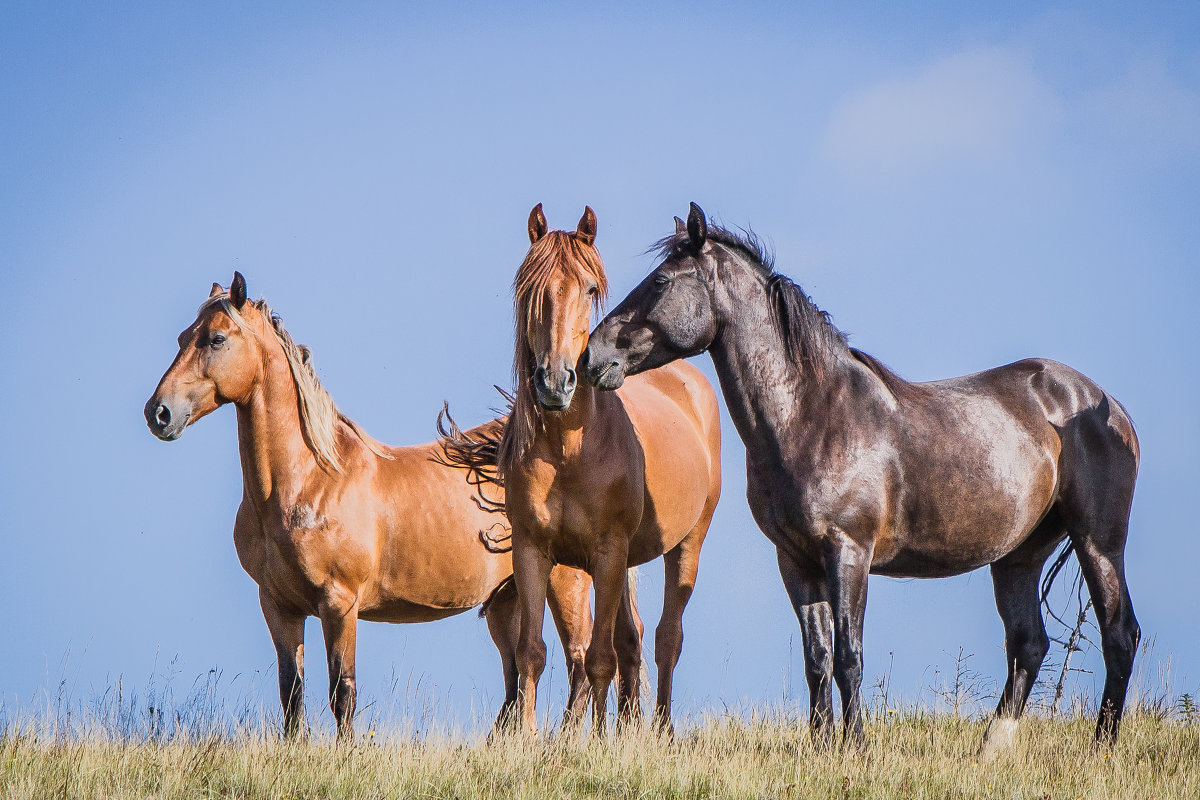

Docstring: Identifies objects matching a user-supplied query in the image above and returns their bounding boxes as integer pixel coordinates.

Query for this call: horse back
[933,357,1137,462]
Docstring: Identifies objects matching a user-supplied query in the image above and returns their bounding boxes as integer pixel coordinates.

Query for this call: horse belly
[369,505,512,617]
[876,419,1058,577]
[359,600,468,624]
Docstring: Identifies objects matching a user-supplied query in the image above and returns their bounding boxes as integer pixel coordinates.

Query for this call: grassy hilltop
[2,711,1197,800]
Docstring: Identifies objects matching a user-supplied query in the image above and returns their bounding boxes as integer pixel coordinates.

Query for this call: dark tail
[1040,539,1076,606]
[479,575,516,619]
[434,398,508,515]
[478,521,513,554]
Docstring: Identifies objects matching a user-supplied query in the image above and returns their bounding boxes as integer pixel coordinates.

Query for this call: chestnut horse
[144,273,596,739]
[585,204,1141,757]
[479,205,721,736]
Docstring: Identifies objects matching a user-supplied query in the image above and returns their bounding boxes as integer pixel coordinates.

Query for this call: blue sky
[2,2,1197,735]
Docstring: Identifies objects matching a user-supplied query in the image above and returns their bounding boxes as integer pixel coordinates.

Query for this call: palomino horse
[472,205,721,736]
[585,204,1140,757]
[145,273,596,739]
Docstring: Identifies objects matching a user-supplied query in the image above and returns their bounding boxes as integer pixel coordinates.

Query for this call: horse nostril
[563,368,577,391]
[533,366,547,387]
[155,404,171,428]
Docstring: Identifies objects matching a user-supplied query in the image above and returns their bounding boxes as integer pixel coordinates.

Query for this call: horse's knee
[518,637,547,681]
[566,644,587,672]
[585,643,617,687]
[654,622,683,668]
[1010,627,1050,671]
[616,624,642,663]
[329,674,355,737]
[806,638,833,672]
[330,674,355,707]
[1030,628,1050,665]
[833,643,863,687]
[1104,624,1139,679]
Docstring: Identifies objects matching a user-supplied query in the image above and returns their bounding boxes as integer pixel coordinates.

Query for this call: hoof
[978,717,1019,763]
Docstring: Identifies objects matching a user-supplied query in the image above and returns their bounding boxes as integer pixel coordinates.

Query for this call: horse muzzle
[533,365,576,410]
[144,397,191,441]
[583,346,626,391]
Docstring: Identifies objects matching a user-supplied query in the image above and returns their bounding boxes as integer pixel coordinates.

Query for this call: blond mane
[497,230,608,478]
[200,294,391,473]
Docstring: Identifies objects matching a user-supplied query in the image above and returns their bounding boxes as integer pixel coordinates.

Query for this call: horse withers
[145,272,596,740]
[585,204,1140,756]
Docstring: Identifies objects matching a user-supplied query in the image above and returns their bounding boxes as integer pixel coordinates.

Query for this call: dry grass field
[2,710,1196,800]
[4,639,1195,799]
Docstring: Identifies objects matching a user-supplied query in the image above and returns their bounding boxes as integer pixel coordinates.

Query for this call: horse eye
[587,285,598,296]
[653,274,671,288]
[209,334,226,349]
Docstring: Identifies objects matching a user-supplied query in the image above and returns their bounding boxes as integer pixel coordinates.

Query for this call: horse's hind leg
[483,578,521,735]
[653,523,707,735]
[260,588,307,739]
[547,565,594,730]
[1073,536,1139,744]
[1060,403,1140,745]
[614,575,645,727]
[978,519,1060,762]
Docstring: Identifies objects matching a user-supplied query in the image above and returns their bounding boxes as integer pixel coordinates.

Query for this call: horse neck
[530,374,598,467]
[707,264,847,463]
[234,333,323,511]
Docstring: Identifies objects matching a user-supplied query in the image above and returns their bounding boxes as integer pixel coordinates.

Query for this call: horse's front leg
[776,548,834,747]
[482,577,521,735]
[319,588,360,742]
[824,533,871,748]
[260,588,307,739]
[512,534,553,738]
[587,547,631,737]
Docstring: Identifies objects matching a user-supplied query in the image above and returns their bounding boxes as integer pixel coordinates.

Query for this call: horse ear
[576,206,597,246]
[674,216,687,235]
[528,203,548,244]
[209,282,224,298]
[230,271,247,310]
[687,202,707,250]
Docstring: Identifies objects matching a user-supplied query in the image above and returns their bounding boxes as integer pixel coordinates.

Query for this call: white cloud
[821,47,1061,178]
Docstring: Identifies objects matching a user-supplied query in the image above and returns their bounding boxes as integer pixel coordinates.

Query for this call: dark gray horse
[584,203,1140,757]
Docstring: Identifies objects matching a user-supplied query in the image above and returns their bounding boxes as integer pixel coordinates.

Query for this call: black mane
[651,224,775,271]
[653,224,849,381]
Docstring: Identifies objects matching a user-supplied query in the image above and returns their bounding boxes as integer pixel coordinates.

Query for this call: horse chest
[241,502,367,611]
[745,446,896,562]
[511,463,641,568]
[234,520,323,614]
[513,493,603,564]
[745,467,826,558]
